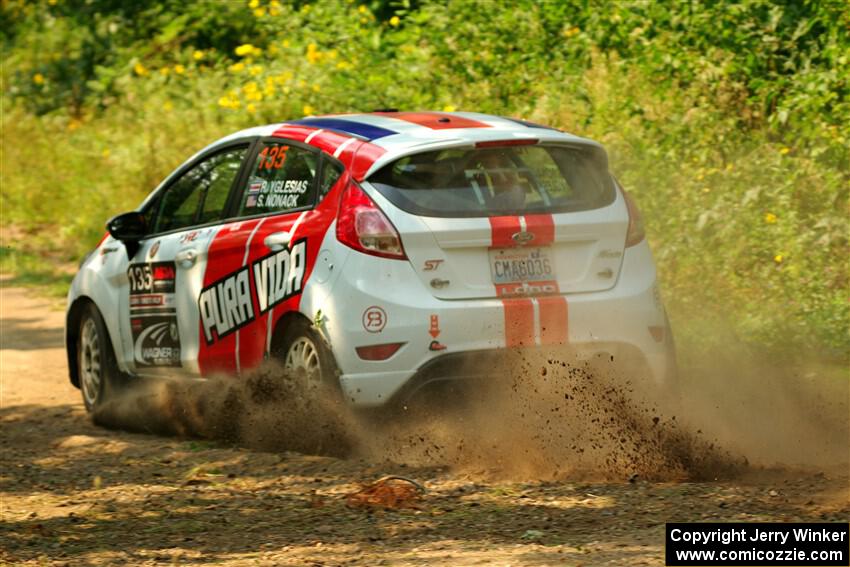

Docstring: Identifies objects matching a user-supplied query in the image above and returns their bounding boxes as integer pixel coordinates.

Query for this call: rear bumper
[321,239,674,407]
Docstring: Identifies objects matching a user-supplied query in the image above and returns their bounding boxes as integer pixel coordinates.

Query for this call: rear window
[368,145,615,217]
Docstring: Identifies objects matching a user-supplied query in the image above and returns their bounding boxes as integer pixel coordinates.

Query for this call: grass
[2,0,847,360]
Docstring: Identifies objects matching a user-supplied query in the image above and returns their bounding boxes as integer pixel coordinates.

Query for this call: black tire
[271,318,340,393]
[77,303,125,412]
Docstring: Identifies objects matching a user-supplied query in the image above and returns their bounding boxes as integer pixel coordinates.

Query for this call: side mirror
[107,211,147,242]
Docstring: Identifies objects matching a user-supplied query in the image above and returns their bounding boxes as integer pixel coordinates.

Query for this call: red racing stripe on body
[376,111,490,130]
[523,214,555,245]
[537,295,568,345]
[488,216,521,248]
[502,298,535,347]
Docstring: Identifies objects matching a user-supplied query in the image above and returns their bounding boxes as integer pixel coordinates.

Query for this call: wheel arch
[66,297,121,388]
[269,310,314,356]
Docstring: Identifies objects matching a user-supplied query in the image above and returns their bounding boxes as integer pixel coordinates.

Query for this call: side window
[154,146,248,233]
[319,159,344,199]
[238,141,318,216]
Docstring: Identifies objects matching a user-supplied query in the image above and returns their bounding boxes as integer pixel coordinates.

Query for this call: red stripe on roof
[375,111,490,130]
[270,124,319,143]
[351,143,387,181]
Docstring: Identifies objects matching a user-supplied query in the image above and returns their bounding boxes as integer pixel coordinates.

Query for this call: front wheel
[78,304,123,412]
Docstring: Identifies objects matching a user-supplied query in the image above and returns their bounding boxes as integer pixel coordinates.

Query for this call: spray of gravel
[93,348,848,483]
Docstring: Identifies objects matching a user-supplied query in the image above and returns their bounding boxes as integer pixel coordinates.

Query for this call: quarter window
[239,142,318,216]
[154,147,247,233]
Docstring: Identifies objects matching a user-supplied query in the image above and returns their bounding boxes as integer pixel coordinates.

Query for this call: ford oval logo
[511,231,535,245]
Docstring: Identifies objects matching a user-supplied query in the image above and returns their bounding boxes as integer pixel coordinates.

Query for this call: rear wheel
[78,304,123,412]
[273,319,340,393]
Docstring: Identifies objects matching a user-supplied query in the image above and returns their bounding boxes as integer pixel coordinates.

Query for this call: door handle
[264,231,291,251]
[175,248,198,268]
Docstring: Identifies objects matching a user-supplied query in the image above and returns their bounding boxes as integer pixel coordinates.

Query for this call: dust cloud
[93,348,849,483]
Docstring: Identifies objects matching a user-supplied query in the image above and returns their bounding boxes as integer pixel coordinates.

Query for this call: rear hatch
[365,141,629,300]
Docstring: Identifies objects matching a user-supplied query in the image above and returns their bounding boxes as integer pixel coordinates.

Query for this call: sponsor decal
[253,240,307,313]
[198,239,308,344]
[132,316,181,367]
[128,261,181,367]
[248,180,263,194]
[362,306,387,333]
[429,314,441,338]
[149,240,161,258]
[179,230,207,244]
[198,267,254,344]
[246,194,259,208]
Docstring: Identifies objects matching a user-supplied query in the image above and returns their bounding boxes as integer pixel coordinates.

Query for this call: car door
[196,138,343,375]
[121,142,253,375]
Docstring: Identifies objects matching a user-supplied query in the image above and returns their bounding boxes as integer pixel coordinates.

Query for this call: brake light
[356,342,405,361]
[336,182,407,260]
[621,185,646,247]
[475,138,538,148]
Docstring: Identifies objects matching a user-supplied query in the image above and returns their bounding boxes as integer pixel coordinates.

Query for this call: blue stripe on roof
[288,117,397,141]
[499,116,561,131]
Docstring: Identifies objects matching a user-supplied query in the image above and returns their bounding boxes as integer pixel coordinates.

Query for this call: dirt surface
[1,282,848,566]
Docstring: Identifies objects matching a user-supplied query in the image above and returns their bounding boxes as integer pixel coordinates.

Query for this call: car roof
[215,111,606,179]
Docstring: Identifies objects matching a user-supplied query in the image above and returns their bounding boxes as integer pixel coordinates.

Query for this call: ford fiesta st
[66,111,676,412]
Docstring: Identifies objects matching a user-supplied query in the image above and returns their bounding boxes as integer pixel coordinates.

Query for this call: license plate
[489,247,554,284]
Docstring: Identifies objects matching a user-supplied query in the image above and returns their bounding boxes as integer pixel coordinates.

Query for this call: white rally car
[66,111,676,412]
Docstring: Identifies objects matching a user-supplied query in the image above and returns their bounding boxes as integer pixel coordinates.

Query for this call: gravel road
[1,282,847,566]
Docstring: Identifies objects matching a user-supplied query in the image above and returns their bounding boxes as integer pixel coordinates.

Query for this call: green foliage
[2,0,848,359]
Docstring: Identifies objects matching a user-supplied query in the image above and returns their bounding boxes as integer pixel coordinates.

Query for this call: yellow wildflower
[235,44,258,57]
[269,0,281,16]
[389,15,400,27]
[254,7,265,17]
[173,64,185,74]
[246,103,256,114]
[33,73,45,85]
[335,61,352,70]
[306,43,322,64]
[563,26,580,38]
[101,148,111,158]
[725,163,733,171]
[282,39,291,48]
[773,254,783,264]
[193,50,205,61]
[358,5,368,14]
[133,62,148,76]
[764,212,778,224]
[159,67,170,76]
[442,105,456,112]
[248,0,259,8]
[228,62,246,73]
[303,104,314,116]
[311,83,321,92]
[163,101,174,112]
[779,147,791,155]
[249,65,263,76]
